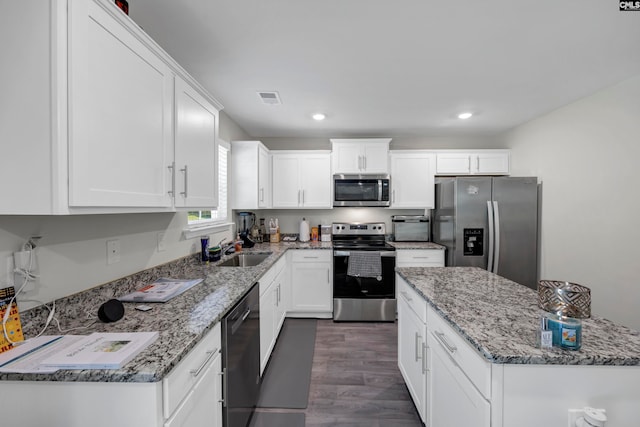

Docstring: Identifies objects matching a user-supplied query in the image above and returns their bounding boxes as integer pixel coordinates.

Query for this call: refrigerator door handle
[493,200,501,274]
[487,201,495,272]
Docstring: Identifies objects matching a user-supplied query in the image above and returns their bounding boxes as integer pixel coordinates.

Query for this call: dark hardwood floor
[304,320,422,427]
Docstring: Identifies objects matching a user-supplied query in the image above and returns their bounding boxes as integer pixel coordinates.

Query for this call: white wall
[503,74,640,330]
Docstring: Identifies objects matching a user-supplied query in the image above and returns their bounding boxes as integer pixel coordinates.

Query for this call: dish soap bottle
[299,218,310,242]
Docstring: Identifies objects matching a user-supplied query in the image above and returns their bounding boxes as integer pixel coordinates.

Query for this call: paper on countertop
[0,335,83,373]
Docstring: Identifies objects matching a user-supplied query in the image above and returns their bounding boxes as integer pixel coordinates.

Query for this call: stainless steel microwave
[333,174,390,207]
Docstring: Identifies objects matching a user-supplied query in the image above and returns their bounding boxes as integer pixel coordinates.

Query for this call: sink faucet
[218,238,235,255]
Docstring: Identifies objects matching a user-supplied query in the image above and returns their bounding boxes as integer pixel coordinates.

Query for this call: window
[188,141,229,227]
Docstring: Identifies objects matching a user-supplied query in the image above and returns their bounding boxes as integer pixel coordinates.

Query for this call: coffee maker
[236,211,256,248]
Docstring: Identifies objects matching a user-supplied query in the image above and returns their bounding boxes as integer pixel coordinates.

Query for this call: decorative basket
[537,280,591,319]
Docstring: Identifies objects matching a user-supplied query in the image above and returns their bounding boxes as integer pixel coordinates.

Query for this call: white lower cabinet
[397,286,428,422]
[428,332,490,427]
[259,256,287,374]
[288,250,332,317]
[163,323,222,427]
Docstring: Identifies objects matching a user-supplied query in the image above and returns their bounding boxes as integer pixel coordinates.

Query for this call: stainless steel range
[332,222,396,322]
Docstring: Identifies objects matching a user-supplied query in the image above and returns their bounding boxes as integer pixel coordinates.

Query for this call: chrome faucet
[218,238,235,255]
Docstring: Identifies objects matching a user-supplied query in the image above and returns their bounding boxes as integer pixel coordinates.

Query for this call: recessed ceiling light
[458,112,473,119]
[312,113,326,121]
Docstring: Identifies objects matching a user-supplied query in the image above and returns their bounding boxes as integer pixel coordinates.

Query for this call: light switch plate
[157,232,166,252]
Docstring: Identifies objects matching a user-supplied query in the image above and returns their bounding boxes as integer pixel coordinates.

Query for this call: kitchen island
[396,266,640,427]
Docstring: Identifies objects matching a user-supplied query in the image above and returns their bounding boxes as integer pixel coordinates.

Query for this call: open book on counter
[118,278,203,303]
[0,331,159,372]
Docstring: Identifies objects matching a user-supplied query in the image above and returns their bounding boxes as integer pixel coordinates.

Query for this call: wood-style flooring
[258,320,422,426]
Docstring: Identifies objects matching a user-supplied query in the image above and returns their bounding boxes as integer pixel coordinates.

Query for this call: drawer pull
[190,348,217,377]
[415,332,422,362]
[434,331,457,354]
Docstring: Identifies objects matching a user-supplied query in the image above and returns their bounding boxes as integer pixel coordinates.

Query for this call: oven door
[333,250,396,298]
[333,175,390,207]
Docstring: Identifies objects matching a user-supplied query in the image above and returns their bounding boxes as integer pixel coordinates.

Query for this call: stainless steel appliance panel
[433,176,539,289]
[333,174,390,207]
[333,298,396,322]
[392,215,430,241]
[453,177,493,269]
[222,283,260,427]
[491,177,538,289]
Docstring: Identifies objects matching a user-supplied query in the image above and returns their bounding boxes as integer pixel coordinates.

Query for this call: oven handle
[333,250,396,257]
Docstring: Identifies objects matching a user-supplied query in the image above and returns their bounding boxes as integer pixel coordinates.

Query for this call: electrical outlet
[5,256,13,285]
[157,232,166,252]
[107,240,121,265]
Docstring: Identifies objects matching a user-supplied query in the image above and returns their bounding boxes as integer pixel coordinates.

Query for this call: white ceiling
[129,0,640,138]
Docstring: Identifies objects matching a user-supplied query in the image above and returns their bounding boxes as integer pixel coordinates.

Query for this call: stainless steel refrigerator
[432,176,539,289]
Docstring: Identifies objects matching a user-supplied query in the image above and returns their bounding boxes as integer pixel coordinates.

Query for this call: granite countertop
[1,241,330,383]
[388,241,445,250]
[396,267,640,366]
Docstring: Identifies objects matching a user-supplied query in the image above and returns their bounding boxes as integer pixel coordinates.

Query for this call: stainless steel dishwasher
[222,283,260,427]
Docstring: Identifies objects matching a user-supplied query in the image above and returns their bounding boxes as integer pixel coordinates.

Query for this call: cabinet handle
[363,155,366,171]
[180,165,188,198]
[297,189,301,205]
[422,342,428,374]
[190,348,217,377]
[220,368,226,407]
[167,162,176,197]
[277,284,281,304]
[434,330,457,354]
[415,332,422,362]
[476,156,479,172]
[303,256,319,259]
[260,187,264,202]
[392,189,395,204]
[302,189,305,205]
[327,269,330,283]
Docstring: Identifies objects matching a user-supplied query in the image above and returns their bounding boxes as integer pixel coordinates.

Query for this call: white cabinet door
[290,251,332,314]
[231,141,270,209]
[272,152,331,208]
[436,151,510,175]
[68,0,173,208]
[331,143,362,174]
[258,145,271,208]
[331,139,391,174]
[436,153,472,175]
[272,154,301,208]
[174,76,218,209]
[274,267,288,335]
[476,152,510,175]
[299,155,332,208]
[362,143,390,173]
[397,294,427,422]
[259,281,276,375]
[390,152,435,208]
[164,352,222,427]
[427,332,490,427]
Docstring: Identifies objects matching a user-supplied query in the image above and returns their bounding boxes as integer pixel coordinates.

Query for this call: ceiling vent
[257,91,282,105]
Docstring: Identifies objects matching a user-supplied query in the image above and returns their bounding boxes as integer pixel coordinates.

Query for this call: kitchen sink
[218,253,271,267]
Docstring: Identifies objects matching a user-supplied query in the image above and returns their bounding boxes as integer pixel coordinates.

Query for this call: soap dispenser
[299,218,310,242]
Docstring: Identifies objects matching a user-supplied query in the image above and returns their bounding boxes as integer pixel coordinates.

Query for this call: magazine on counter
[42,331,159,370]
[118,278,203,303]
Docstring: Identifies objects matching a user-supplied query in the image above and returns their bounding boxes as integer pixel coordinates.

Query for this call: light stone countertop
[396,266,640,366]
[388,241,445,250]
[1,242,330,383]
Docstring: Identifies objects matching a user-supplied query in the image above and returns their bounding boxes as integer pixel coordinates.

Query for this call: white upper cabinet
[231,141,271,209]
[173,76,219,209]
[68,0,174,208]
[271,151,331,209]
[390,151,436,208]
[331,138,391,174]
[436,150,510,175]
[1,0,222,214]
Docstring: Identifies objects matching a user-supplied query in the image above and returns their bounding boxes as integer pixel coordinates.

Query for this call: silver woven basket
[537,280,591,319]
